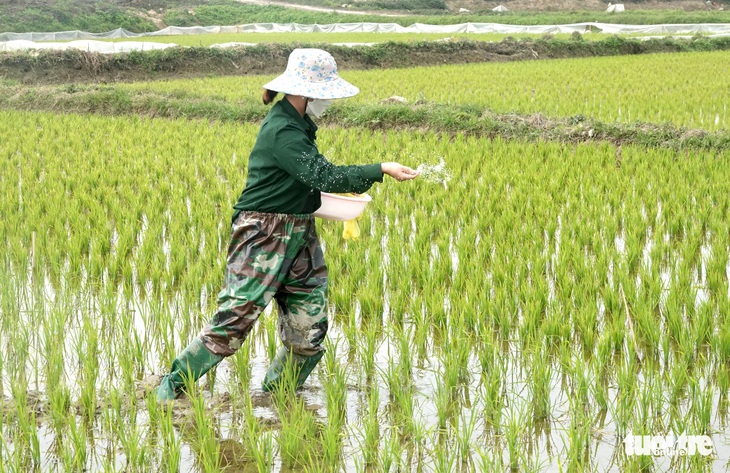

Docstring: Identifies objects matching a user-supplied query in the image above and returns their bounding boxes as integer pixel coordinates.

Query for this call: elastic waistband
[234,210,313,224]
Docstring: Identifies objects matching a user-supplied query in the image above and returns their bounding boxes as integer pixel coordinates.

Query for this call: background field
[101,31,710,46]
[117,50,730,130]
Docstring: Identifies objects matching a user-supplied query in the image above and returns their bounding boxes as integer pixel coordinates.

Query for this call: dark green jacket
[233,98,383,218]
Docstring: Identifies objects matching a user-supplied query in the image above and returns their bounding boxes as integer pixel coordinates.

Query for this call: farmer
[156,48,419,400]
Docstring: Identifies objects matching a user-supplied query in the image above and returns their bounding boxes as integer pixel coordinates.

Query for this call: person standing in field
[156,48,419,400]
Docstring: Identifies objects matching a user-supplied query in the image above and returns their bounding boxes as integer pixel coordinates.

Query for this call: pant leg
[199,212,311,357]
[274,227,329,357]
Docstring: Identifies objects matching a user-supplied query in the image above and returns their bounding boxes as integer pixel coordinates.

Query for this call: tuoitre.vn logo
[623,432,715,457]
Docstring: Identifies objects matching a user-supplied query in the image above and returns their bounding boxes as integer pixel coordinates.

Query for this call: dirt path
[233,0,409,17]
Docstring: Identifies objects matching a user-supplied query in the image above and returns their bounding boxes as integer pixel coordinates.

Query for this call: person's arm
[274,128,383,194]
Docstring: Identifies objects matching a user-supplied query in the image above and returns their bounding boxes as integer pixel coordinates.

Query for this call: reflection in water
[5,202,730,471]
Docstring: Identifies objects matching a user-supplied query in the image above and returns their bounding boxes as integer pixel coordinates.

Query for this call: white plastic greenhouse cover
[0,40,177,53]
[2,21,730,53]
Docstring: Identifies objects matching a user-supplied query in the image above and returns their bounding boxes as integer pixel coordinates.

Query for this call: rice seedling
[66,415,88,472]
[454,407,479,468]
[320,342,347,468]
[357,318,381,384]
[240,395,275,472]
[527,344,554,423]
[229,336,253,394]
[159,406,182,473]
[360,383,381,468]
[504,404,530,472]
[113,389,151,469]
[188,386,222,472]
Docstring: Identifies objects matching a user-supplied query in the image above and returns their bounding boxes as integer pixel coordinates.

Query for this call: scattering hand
[381,162,419,182]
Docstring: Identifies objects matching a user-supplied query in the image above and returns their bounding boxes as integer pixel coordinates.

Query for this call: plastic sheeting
[2,21,730,53]
[0,28,137,42]
[3,21,730,40]
[0,40,177,53]
[606,3,626,12]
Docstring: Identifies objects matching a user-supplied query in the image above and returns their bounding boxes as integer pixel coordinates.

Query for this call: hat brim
[262,73,359,99]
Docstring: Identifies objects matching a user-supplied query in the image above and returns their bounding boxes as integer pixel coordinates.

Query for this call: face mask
[306,99,332,118]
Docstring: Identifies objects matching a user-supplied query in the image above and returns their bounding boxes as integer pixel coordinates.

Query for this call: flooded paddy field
[2,110,730,472]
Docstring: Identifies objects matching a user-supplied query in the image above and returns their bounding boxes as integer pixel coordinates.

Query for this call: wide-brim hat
[263,48,359,100]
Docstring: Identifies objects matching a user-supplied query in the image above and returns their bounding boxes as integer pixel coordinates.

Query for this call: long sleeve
[234,99,384,216]
[273,126,383,194]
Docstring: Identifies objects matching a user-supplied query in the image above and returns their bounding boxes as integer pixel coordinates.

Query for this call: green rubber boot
[261,347,324,393]
[156,339,223,401]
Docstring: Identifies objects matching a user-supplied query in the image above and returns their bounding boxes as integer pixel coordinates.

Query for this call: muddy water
[5,233,730,471]
[7,308,730,472]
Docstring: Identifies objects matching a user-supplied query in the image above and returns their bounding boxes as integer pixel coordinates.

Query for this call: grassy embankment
[1,42,728,151]
[2,1,730,34]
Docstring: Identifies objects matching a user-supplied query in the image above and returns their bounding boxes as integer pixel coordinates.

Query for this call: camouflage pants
[198,211,328,358]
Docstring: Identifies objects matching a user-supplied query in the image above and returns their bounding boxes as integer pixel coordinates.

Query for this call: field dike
[2,35,730,85]
[1,81,728,151]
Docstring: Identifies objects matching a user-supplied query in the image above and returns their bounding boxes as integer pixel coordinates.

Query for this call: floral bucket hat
[263,48,359,100]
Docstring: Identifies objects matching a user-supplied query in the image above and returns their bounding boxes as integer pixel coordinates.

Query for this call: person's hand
[381,162,419,182]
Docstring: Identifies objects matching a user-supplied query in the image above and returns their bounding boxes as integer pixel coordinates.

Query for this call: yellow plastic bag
[333,192,364,241]
[342,219,360,240]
